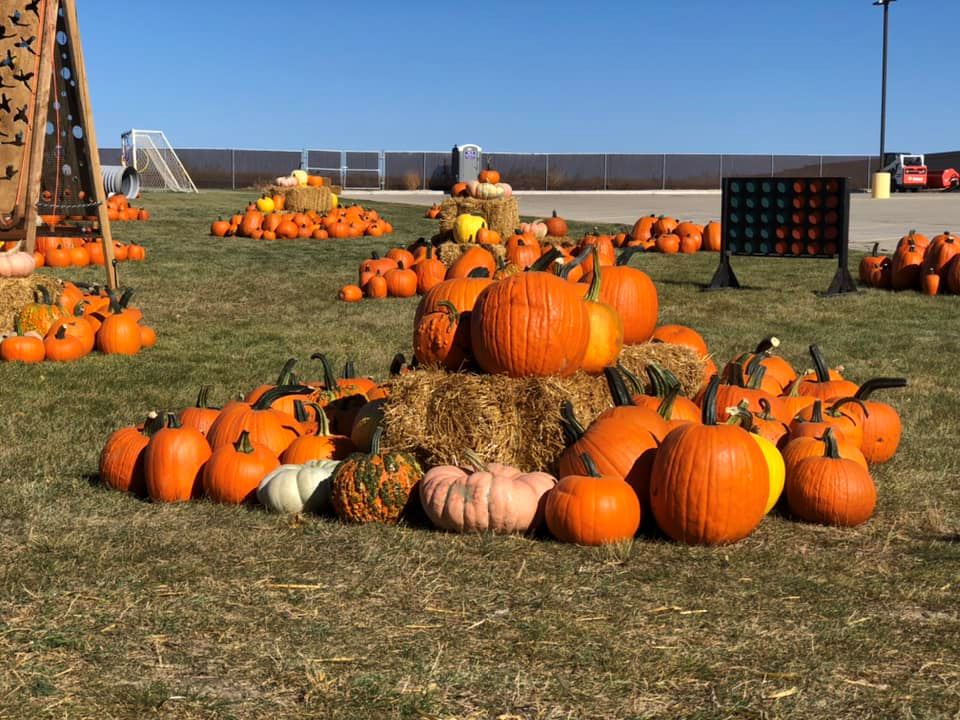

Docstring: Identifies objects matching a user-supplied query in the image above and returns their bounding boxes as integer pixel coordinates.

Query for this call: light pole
[874,0,896,164]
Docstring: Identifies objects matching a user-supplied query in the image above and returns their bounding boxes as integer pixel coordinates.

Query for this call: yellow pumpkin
[291,169,308,186]
[751,433,785,514]
[256,195,275,213]
[330,193,339,209]
[454,213,487,244]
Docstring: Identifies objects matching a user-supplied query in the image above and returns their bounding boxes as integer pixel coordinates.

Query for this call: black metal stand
[705,253,740,290]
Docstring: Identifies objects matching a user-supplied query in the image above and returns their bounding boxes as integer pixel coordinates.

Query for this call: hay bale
[0,275,63,334]
[438,196,520,241]
[619,343,705,398]
[436,242,506,268]
[380,342,705,472]
[275,185,335,213]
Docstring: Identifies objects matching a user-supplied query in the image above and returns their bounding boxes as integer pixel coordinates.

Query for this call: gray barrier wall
[100,148,955,192]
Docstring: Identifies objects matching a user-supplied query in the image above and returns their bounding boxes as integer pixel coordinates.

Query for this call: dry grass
[0,190,959,719]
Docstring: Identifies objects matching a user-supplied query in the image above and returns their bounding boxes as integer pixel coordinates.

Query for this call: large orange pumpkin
[470,272,590,377]
[649,377,769,545]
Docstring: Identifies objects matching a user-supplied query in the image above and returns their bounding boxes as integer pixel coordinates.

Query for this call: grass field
[1,190,959,719]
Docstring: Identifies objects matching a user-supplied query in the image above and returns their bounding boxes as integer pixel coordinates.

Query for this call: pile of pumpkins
[602,214,721,254]
[96,336,904,546]
[210,197,393,241]
[450,166,513,200]
[859,230,960,295]
[1,283,156,362]
[1,238,145,273]
[106,194,150,222]
[273,170,328,188]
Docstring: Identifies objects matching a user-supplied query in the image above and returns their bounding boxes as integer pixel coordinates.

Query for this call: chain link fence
[99,148,959,192]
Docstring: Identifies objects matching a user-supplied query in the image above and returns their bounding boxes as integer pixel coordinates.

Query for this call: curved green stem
[253,385,314,411]
[463,449,486,472]
[603,366,635,407]
[369,426,383,456]
[819,428,840,459]
[310,353,339,390]
[809,345,831,383]
[827,397,870,418]
[585,247,602,302]
[560,401,586,446]
[854,377,907,400]
[701,376,721,425]
[580,453,601,478]
[234,430,255,454]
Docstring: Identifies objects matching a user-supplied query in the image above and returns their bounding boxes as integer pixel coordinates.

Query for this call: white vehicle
[879,153,927,192]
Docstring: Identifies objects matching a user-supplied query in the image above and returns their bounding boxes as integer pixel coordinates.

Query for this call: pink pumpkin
[497,182,513,198]
[0,245,36,278]
[419,453,556,534]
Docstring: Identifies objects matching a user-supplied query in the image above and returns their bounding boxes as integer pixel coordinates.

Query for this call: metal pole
[876,0,894,162]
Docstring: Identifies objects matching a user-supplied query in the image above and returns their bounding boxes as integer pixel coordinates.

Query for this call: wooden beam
[61,0,116,288]
[23,0,60,254]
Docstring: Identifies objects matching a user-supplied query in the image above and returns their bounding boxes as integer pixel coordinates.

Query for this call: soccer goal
[120,129,199,193]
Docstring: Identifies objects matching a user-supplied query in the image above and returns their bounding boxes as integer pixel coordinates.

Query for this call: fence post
[545,154,549,191]
[603,154,608,191]
[819,156,823,177]
[718,155,723,187]
[300,149,309,172]
[422,152,426,191]
[770,154,775,177]
[231,149,236,190]
[661,154,666,190]
[866,156,872,190]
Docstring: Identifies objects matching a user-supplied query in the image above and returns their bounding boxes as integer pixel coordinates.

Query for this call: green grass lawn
[1,190,958,719]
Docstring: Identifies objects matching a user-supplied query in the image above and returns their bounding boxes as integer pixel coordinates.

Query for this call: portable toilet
[452,144,482,183]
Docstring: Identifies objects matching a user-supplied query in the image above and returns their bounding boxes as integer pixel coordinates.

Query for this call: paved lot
[346,190,960,251]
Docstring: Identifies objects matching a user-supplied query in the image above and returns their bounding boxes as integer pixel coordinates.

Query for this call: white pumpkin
[475,182,504,200]
[256,460,339,514]
[291,169,308,187]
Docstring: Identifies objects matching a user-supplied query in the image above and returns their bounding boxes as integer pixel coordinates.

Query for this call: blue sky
[80,1,957,154]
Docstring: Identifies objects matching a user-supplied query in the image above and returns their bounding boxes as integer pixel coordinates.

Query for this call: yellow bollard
[872,172,891,199]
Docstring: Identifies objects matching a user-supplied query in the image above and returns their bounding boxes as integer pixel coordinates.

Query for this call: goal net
[120,129,198,193]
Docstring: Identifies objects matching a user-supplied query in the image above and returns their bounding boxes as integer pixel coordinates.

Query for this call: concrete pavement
[344,190,960,251]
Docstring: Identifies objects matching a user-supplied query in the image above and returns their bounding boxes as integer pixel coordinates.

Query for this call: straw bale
[379,343,705,472]
[618,343,705,398]
[0,275,63,334]
[275,185,335,213]
[438,196,520,240]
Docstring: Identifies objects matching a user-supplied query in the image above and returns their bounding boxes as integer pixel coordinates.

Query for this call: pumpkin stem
[234,430,255,454]
[809,400,825,423]
[528,247,562,272]
[253,384,313,411]
[118,287,135,309]
[436,300,461,323]
[13,315,23,336]
[389,353,408,376]
[73,301,87,317]
[585,247,602,302]
[854,377,907,400]
[466,266,491,279]
[809,345,831,383]
[164,412,182,429]
[819,428,841,459]
[616,247,640,266]
[869,242,879,256]
[293,399,310,424]
[310,352,339,390]
[757,397,776,420]
[275,357,298,385]
[603,366,635,407]
[753,336,780,355]
[580,453,601,479]
[746,363,767,390]
[369,426,383,456]
[143,411,163,437]
[784,374,806,398]
[343,360,357,379]
[53,325,67,340]
[618,362,645,396]
[722,360,746,387]
[827,397,870,418]
[701,375,721,425]
[724,401,755,431]
[560,401,586,445]
[657,385,680,421]
[462,449,486,472]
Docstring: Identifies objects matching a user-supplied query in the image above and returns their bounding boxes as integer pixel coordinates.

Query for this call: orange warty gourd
[413,274,492,367]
